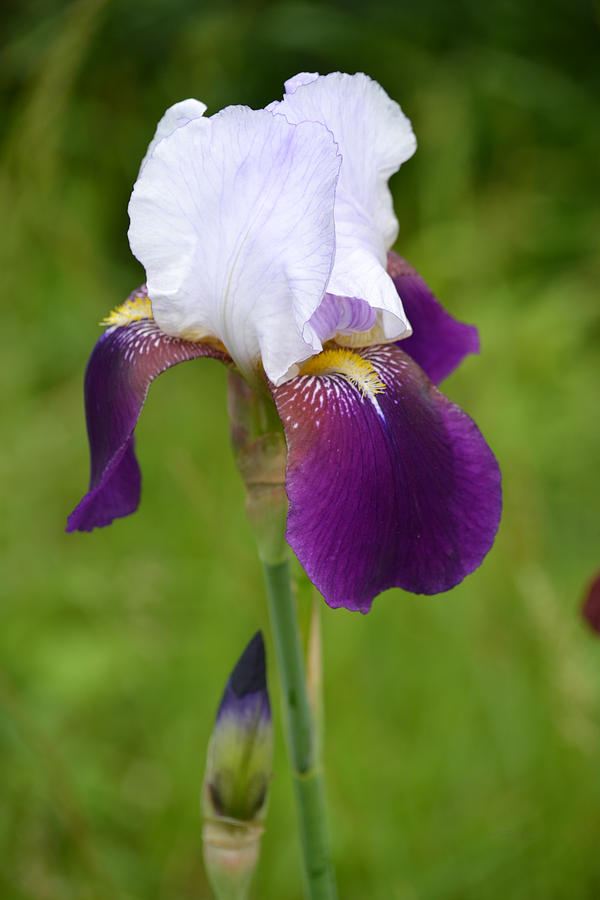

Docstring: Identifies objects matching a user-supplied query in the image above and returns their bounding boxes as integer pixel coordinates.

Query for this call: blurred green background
[2,0,600,897]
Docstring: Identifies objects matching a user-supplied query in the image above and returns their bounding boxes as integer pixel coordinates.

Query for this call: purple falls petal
[388,251,480,385]
[272,344,502,612]
[67,307,229,533]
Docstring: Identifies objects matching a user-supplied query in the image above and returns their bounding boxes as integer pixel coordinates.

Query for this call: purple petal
[67,304,229,532]
[306,293,377,344]
[388,251,480,385]
[272,344,501,612]
[582,571,600,634]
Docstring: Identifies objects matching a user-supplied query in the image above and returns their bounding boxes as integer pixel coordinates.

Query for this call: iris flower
[67,72,501,613]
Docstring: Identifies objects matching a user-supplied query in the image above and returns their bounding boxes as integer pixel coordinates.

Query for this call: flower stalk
[263,560,337,900]
[227,373,337,899]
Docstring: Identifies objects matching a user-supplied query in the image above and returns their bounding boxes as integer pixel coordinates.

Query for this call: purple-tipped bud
[203,633,273,899]
[216,630,270,725]
[206,631,272,822]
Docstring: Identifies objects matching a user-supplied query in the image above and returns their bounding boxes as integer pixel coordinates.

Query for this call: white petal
[139,99,207,172]
[283,72,319,94]
[128,107,341,385]
[328,211,412,340]
[270,72,416,340]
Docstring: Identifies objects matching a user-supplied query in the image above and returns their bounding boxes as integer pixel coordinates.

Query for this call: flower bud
[203,632,273,899]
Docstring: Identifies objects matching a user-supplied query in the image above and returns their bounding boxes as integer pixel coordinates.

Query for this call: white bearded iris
[68,71,501,612]
[128,72,416,386]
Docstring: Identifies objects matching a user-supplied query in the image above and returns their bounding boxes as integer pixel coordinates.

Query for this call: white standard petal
[283,72,319,94]
[128,106,341,385]
[270,72,417,341]
[139,99,207,173]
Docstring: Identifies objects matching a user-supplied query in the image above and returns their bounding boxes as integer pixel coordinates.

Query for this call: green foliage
[1,0,599,897]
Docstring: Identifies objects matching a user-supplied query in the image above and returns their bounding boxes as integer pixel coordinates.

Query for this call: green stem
[263,559,338,900]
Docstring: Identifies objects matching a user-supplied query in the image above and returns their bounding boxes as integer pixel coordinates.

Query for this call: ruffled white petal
[139,99,207,173]
[128,106,341,385]
[283,72,319,94]
[270,72,417,341]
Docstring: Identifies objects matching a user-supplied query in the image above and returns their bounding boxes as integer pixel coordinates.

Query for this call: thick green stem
[263,560,338,900]
[227,372,337,897]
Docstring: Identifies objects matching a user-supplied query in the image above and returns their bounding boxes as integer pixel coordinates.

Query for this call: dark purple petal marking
[307,293,377,343]
[582,571,600,634]
[273,344,502,612]
[388,251,480,385]
[67,307,229,532]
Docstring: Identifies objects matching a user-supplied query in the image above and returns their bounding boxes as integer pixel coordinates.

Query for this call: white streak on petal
[270,72,416,341]
[139,99,207,173]
[128,106,341,385]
